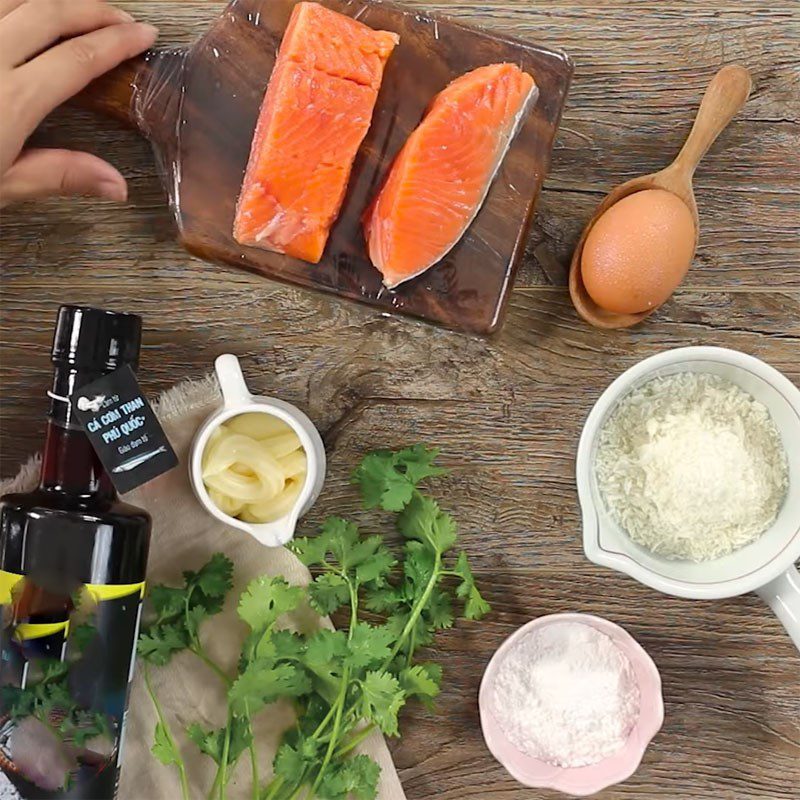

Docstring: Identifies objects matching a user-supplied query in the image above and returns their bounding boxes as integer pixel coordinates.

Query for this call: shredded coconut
[595,372,788,561]
[492,621,640,767]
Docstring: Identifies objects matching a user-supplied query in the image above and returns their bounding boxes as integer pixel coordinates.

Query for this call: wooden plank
[1,2,798,799]
[2,289,798,465]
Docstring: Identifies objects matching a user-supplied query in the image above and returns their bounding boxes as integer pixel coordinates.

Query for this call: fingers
[0,0,25,21]
[0,0,135,67]
[0,148,128,207]
[13,20,157,136]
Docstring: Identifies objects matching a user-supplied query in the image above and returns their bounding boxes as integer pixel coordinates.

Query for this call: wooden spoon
[569,64,752,329]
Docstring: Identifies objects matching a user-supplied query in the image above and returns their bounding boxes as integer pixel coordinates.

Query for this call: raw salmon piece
[364,63,537,288]
[234,2,398,264]
[278,0,396,90]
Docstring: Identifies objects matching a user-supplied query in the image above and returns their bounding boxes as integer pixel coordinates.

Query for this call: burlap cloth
[0,376,406,800]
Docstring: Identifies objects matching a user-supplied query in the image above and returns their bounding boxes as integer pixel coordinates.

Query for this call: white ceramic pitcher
[578,347,800,651]
[189,354,326,547]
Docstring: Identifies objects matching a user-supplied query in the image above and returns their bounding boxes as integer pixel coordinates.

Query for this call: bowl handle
[756,565,800,652]
[215,354,252,409]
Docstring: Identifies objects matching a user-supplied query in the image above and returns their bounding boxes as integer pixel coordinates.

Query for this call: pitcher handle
[215,354,251,409]
[756,565,800,652]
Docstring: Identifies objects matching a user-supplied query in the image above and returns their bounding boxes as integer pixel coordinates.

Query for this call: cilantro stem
[310,664,348,795]
[218,713,232,800]
[333,722,375,758]
[406,627,416,667]
[246,700,259,800]
[207,771,221,800]
[335,550,444,731]
[144,664,190,800]
[311,702,338,738]
[261,775,283,800]
[190,645,232,686]
[386,551,442,664]
[309,579,359,796]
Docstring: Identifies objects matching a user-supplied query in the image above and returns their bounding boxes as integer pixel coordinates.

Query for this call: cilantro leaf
[226,717,254,764]
[273,742,306,781]
[308,573,350,615]
[149,585,185,623]
[424,588,454,631]
[355,540,396,586]
[397,494,457,554]
[298,522,390,588]
[360,671,405,737]
[185,605,210,641]
[347,623,394,671]
[273,736,319,781]
[319,754,381,800]
[397,445,448,485]
[272,630,306,661]
[385,610,435,650]
[229,662,311,716]
[138,622,189,666]
[364,582,403,614]
[290,534,330,568]
[318,518,365,571]
[353,451,413,511]
[186,723,218,761]
[403,540,437,591]
[399,664,441,709]
[187,552,234,599]
[453,551,491,620]
[305,629,348,670]
[187,717,251,766]
[152,721,181,766]
[353,446,447,511]
[302,629,348,704]
[238,576,303,631]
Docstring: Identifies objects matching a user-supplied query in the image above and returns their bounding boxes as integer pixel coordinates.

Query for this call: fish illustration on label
[111,446,168,474]
[77,394,106,413]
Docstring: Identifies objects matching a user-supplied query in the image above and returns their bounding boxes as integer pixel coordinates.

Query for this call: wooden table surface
[1,1,799,798]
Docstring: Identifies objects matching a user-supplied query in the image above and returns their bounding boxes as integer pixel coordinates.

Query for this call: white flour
[492,621,640,768]
[595,372,788,561]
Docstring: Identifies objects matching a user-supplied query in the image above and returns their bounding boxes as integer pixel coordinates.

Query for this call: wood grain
[1,1,799,799]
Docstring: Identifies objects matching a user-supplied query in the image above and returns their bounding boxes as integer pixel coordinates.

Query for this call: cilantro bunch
[139,445,489,800]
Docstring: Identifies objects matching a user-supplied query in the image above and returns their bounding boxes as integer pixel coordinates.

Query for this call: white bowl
[578,346,800,650]
[189,354,326,548]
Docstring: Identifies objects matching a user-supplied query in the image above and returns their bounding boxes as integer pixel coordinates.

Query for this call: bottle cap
[51,306,142,373]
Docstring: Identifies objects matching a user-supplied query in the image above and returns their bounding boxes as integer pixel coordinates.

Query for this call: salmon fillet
[364,63,537,288]
[234,2,398,264]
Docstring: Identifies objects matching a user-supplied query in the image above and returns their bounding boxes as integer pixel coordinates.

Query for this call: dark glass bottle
[0,307,151,799]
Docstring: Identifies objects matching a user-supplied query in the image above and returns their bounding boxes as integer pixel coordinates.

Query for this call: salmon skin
[364,63,537,288]
[233,2,398,264]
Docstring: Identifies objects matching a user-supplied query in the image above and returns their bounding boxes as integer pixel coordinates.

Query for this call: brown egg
[581,189,696,314]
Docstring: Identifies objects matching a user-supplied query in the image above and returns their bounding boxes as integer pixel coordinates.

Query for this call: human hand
[0,0,157,207]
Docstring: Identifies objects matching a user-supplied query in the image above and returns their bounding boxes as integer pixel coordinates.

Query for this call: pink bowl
[479,612,664,797]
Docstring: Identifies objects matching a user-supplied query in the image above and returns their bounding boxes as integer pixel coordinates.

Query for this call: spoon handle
[672,64,752,177]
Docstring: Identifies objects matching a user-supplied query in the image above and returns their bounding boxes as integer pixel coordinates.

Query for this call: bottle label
[71,365,178,494]
[1,571,145,799]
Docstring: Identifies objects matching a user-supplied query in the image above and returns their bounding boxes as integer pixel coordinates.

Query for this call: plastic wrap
[88,0,572,333]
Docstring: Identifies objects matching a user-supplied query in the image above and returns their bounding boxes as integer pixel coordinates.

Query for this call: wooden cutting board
[82,0,572,334]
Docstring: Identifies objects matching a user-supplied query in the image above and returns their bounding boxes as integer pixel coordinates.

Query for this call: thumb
[0,148,128,207]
